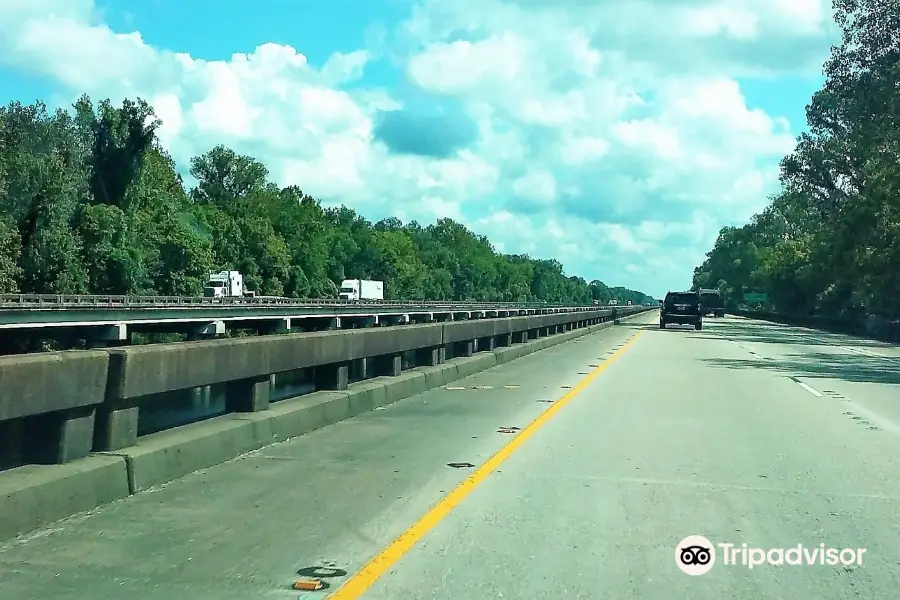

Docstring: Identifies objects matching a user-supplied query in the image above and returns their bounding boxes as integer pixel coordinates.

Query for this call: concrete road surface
[2,312,900,599]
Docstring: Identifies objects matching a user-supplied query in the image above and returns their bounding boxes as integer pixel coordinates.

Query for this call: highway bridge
[2,309,898,598]
[0,293,618,343]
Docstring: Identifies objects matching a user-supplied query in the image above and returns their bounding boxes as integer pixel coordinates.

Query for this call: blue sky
[0,0,839,298]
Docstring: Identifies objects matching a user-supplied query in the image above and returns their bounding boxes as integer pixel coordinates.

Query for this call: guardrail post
[454,340,474,357]
[414,346,440,367]
[350,358,369,381]
[225,375,271,412]
[94,406,139,451]
[315,362,350,390]
[372,354,402,376]
[32,406,96,463]
[0,419,24,469]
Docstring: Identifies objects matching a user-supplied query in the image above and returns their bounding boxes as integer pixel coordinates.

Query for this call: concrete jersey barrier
[0,305,651,541]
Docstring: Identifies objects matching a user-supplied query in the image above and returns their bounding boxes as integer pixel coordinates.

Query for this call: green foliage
[0,99,653,306]
[693,0,900,319]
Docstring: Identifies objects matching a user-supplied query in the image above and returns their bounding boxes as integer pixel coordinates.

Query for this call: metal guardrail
[0,294,598,310]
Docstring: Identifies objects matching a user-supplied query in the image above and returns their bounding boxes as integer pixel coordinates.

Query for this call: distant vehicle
[698,288,726,317]
[203,270,256,298]
[627,300,632,305]
[339,279,384,301]
[608,299,619,306]
[660,290,702,330]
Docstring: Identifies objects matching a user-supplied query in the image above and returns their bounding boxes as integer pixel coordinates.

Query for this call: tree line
[692,0,899,324]
[0,97,654,311]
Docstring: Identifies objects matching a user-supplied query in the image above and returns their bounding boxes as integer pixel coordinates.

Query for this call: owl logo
[675,535,716,575]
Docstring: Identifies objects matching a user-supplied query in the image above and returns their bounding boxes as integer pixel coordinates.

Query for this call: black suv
[660,291,702,330]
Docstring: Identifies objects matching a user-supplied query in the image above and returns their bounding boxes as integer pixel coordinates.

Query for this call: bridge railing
[0,305,651,462]
[0,305,653,541]
[0,294,597,310]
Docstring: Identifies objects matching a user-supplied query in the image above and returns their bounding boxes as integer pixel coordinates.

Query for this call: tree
[0,95,653,313]
[693,0,900,320]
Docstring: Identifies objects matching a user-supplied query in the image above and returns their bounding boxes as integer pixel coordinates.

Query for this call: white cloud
[0,0,839,296]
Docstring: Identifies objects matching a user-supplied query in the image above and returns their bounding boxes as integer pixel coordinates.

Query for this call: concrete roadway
[1,312,899,599]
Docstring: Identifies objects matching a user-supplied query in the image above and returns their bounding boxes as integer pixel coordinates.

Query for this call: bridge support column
[315,362,350,390]
[372,354,402,377]
[498,333,513,347]
[95,406,139,451]
[479,337,496,351]
[226,375,271,412]
[514,331,528,343]
[32,406,96,463]
[438,347,447,363]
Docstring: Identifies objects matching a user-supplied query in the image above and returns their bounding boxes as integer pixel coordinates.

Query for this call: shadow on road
[687,319,892,349]
[702,353,900,386]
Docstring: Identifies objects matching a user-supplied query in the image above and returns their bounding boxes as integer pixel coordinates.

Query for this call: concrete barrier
[0,351,109,466]
[0,306,651,541]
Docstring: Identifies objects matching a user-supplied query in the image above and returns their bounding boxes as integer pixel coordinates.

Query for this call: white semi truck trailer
[203,271,256,298]
[338,279,384,301]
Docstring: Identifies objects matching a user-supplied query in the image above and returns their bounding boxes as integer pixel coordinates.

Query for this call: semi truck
[203,271,256,298]
[339,279,384,301]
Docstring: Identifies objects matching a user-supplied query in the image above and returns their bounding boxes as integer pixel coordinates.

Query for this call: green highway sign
[744,293,767,302]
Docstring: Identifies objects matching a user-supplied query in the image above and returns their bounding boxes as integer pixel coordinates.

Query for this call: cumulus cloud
[0,0,838,295]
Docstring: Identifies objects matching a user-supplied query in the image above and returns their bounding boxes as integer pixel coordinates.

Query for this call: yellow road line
[327,331,645,599]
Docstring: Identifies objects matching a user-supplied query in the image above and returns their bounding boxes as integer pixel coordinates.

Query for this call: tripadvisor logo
[675,535,866,574]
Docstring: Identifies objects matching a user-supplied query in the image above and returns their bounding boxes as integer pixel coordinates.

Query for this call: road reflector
[294,578,325,591]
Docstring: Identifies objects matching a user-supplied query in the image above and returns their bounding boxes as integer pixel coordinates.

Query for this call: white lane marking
[790,375,900,438]
[842,400,900,437]
[790,376,823,397]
